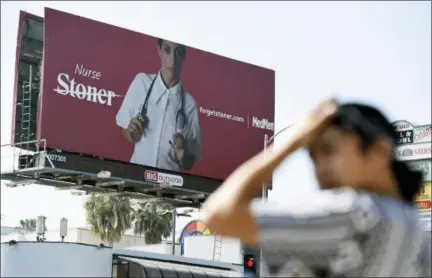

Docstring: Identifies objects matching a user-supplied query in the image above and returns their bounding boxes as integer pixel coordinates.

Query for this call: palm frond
[133,198,174,244]
[84,194,134,245]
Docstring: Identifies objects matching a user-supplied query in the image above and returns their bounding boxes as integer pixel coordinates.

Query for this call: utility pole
[259,125,293,278]
[171,208,177,255]
[164,208,193,256]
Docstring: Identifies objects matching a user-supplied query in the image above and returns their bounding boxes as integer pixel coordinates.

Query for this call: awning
[116,256,240,278]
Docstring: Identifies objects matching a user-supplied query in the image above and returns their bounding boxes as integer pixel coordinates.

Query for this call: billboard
[23,8,274,185]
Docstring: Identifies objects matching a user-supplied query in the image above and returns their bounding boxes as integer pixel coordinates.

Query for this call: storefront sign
[415,182,431,212]
[393,120,414,145]
[418,211,431,231]
[393,120,413,132]
[414,125,431,144]
[408,160,432,181]
[392,120,431,144]
[394,143,432,161]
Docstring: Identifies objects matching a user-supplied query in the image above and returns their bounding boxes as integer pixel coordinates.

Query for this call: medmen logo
[144,170,184,187]
[252,116,274,131]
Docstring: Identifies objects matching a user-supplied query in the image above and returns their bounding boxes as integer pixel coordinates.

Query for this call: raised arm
[202,98,339,245]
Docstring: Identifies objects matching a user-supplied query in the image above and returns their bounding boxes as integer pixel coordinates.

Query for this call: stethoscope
[138,76,187,133]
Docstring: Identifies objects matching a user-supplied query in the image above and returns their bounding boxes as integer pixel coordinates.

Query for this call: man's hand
[293,97,338,147]
[172,133,185,163]
[124,116,147,143]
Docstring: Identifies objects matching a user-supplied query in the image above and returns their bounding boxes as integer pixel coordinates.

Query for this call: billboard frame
[1,142,214,207]
[11,11,44,146]
[4,8,273,203]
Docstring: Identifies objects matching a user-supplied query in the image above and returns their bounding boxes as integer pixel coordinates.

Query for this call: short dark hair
[157,38,164,48]
[330,103,423,204]
[157,38,187,55]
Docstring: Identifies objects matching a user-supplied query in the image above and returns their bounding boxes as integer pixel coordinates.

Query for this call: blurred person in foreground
[203,98,431,277]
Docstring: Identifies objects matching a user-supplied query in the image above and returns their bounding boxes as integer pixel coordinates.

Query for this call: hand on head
[279,97,338,150]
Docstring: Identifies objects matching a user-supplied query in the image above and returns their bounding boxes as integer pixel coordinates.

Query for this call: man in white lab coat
[116,39,202,172]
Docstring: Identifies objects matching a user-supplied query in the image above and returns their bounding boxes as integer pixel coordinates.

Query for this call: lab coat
[116,72,202,172]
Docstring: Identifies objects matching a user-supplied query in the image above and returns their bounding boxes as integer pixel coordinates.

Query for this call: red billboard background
[37,8,274,181]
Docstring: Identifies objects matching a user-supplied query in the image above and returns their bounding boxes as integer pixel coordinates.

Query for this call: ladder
[212,235,223,261]
[18,65,35,168]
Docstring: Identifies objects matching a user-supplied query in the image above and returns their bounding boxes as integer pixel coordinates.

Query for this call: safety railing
[0,139,53,175]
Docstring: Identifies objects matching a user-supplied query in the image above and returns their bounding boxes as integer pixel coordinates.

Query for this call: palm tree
[84,194,134,246]
[18,218,47,232]
[19,219,36,231]
[133,198,173,244]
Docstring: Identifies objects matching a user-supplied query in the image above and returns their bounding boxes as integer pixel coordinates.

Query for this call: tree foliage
[84,195,174,246]
[84,195,134,246]
[18,218,47,232]
[133,198,173,244]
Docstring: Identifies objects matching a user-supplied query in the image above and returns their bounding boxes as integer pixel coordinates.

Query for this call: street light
[171,208,194,256]
[261,124,293,199]
[259,124,293,277]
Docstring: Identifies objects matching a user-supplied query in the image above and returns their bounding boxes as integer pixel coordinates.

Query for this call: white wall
[0,227,146,248]
[0,226,23,235]
[76,228,146,248]
[123,234,243,265]
[1,242,112,277]
[125,242,181,255]
[184,235,242,264]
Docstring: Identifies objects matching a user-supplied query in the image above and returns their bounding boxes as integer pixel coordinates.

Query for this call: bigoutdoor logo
[144,170,184,187]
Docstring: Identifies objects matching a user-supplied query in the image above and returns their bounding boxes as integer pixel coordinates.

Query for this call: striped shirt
[251,188,431,277]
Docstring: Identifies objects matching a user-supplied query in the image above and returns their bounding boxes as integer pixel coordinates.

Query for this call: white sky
[1,1,431,233]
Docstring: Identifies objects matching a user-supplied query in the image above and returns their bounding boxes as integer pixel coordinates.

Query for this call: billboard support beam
[1,141,210,206]
[96,180,125,187]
